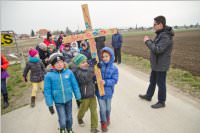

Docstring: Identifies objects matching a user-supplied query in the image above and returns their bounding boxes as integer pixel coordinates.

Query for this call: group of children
[22,31,119,133]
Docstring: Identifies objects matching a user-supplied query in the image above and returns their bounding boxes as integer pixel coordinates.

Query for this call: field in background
[106,29,200,76]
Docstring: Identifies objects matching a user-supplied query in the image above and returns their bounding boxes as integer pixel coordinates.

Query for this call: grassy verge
[122,53,200,99]
[1,64,31,114]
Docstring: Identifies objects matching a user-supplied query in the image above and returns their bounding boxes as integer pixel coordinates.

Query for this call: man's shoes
[139,94,151,101]
[78,119,85,127]
[151,102,165,109]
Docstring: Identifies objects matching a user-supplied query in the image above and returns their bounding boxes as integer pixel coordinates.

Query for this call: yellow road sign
[1,33,14,46]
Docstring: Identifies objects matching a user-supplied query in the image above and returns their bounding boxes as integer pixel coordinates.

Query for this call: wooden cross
[63,4,117,96]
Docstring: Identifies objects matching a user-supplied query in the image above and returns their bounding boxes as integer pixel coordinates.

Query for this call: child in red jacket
[1,55,10,108]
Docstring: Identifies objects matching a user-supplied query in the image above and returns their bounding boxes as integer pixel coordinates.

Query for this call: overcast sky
[1,1,200,34]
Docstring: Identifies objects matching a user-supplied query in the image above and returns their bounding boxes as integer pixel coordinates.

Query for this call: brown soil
[106,30,200,76]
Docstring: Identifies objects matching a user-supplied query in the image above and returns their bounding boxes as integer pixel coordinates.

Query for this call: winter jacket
[96,47,119,99]
[95,36,106,52]
[112,33,123,48]
[44,68,81,107]
[145,26,174,71]
[73,67,96,99]
[23,57,46,82]
[36,45,49,67]
[1,55,9,79]
[43,38,56,47]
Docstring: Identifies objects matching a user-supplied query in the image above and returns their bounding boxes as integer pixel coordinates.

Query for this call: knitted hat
[38,42,47,51]
[73,54,87,66]
[29,48,38,57]
[49,53,64,65]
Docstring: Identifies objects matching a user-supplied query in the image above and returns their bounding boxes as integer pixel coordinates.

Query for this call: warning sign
[1,33,14,46]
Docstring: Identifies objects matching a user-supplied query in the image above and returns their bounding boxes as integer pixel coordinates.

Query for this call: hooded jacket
[44,68,81,107]
[96,47,119,99]
[23,57,46,82]
[145,26,174,71]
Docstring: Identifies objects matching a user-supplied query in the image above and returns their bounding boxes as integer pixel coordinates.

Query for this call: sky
[1,1,200,34]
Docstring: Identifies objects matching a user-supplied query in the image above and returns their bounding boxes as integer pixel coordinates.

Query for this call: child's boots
[31,96,35,107]
[101,121,108,132]
[3,93,9,109]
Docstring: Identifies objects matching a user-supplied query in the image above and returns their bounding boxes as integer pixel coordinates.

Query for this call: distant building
[36,29,49,38]
[19,34,30,39]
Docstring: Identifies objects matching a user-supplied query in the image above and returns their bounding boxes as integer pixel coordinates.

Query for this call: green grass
[1,64,31,114]
[122,53,200,99]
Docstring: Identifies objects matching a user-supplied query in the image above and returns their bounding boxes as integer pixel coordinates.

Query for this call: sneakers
[139,94,151,101]
[151,102,165,109]
[60,129,66,133]
[90,128,100,133]
[101,122,108,132]
[68,129,74,133]
[78,119,85,127]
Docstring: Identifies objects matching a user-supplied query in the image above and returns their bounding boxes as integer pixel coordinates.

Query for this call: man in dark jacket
[139,16,174,109]
[95,36,106,60]
[111,30,122,64]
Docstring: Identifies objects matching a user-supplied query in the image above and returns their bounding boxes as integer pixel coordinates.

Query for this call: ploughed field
[2,30,200,76]
[106,30,200,76]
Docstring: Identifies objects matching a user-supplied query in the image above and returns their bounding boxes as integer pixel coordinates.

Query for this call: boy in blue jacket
[44,53,81,133]
[96,47,119,132]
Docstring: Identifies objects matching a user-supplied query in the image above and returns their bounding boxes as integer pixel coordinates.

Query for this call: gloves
[97,63,102,68]
[91,58,97,65]
[23,76,28,82]
[76,100,82,108]
[49,106,55,115]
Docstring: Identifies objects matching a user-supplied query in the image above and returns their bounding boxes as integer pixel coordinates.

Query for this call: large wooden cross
[63,4,117,96]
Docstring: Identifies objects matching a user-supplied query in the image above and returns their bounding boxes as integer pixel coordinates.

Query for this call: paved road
[2,64,200,133]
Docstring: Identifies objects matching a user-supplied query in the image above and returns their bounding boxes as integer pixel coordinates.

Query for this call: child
[1,54,10,108]
[80,40,92,60]
[23,48,46,107]
[61,43,74,63]
[72,54,99,133]
[44,53,81,133]
[96,47,119,132]
[36,42,49,67]
[43,31,56,47]
[70,41,80,56]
